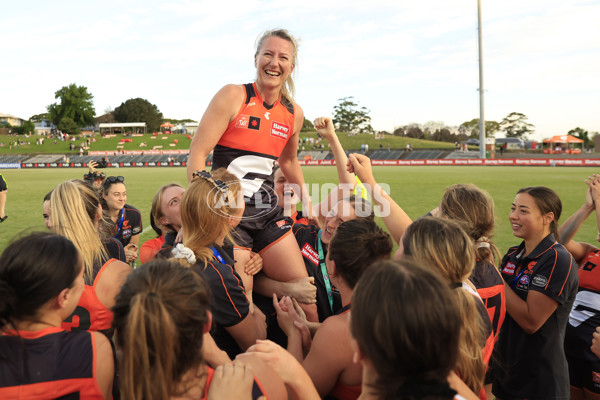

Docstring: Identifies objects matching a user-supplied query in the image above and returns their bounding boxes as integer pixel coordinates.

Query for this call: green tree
[113,98,163,132]
[459,118,500,138]
[568,127,591,148]
[29,113,49,122]
[500,112,534,139]
[58,117,80,135]
[47,84,95,128]
[332,97,373,134]
[301,117,314,131]
[13,120,36,135]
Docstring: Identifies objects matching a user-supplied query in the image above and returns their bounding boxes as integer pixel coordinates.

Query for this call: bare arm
[225,307,267,352]
[96,260,131,310]
[279,105,314,218]
[254,273,317,304]
[299,317,352,397]
[93,332,115,400]
[504,283,558,334]
[559,177,599,262]
[246,340,321,400]
[313,117,355,222]
[347,153,412,244]
[187,85,245,181]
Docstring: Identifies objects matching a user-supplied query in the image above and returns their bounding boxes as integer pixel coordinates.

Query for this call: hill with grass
[0,131,456,156]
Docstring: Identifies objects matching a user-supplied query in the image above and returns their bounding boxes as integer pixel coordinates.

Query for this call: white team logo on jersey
[264,111,270,120]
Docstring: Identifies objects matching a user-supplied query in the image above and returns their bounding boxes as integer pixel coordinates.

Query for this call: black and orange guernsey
[0,327,105,399]
[62,258,119,337]
[213,82,295,211]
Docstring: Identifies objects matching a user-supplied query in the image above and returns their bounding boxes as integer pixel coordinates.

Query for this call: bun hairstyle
[351,259,461,399]
[178,168,243,266]
[440,184,500,264]
[255,28,299,103]
[328,218,393,288]
[112,259,210,400]
[0,232,80,330]
[517,186,562,240]
[402,217,486,393]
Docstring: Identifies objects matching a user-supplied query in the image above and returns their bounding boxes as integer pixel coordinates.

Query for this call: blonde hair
[50,180,107,283]
[151,183,184,232]
[403,217,486,393]
[440,184,500,265]
[255,28,299,103]
[179,169,243,266]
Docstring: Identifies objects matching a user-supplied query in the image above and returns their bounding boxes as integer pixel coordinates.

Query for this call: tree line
[6,84,596,147]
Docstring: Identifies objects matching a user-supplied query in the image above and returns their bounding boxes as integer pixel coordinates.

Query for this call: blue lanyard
[114,207,125,239]
[317,230,334,313]
[210,246,225,264]
[510,265,527,289]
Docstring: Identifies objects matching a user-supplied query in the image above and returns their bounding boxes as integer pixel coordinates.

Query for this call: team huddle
[1,29,599,400]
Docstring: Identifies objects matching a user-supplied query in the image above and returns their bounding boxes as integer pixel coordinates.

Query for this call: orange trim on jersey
[233,245,253,251]
[536,241,558,258]
[207,261,244,319]
[258,229,292,255]
[556,254,573,297]
[2,326,63,339]
[544,248,559,291]
[94,258,117,288]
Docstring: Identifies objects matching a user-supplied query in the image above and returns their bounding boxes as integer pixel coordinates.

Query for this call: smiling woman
[187,29,318,322]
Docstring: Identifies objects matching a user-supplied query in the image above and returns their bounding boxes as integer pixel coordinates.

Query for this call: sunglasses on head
[192,170,230,204]
[104,176,125,185]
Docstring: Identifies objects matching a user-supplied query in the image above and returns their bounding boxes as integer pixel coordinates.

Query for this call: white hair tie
[172,244,196,264]
[476,236,491,249]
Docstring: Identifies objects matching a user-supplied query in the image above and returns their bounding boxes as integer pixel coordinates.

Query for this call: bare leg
[234,248,254,313]
[0,191,7,219]
[260,233,318,322]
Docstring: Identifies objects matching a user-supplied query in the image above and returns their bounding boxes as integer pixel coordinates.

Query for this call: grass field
[0,166,598,256]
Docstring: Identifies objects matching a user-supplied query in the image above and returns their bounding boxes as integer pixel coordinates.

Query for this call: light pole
[478,0,486,159]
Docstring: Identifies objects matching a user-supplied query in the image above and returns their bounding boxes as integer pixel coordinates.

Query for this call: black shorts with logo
[233,205,293,253]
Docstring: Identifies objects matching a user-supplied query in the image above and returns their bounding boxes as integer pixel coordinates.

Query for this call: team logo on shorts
[503,262,516,275]
[593,371,600,384]
[276,219,290,229]
[271,122,290,139]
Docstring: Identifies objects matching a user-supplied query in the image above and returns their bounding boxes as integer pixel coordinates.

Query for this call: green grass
[0,133,193,155]
[0,131,457,156]
[299,131,456,150]
[0,166,598,257]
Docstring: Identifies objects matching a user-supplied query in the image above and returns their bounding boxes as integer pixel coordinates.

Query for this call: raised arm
[279,105,314,219]
[187,85,245,182]
[347,153,412,244]
[559,175,600,262]
[313,117,355,222]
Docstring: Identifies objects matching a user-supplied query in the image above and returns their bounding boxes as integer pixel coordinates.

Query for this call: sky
[2,0,599,141]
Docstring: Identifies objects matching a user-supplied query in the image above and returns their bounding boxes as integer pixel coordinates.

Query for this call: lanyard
[114,207,125,239]
[510,265,527,289]
[210,246,226,264]
[317,230,334,313]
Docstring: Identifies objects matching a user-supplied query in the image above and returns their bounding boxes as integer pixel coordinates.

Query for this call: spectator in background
[0,173,8,222]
